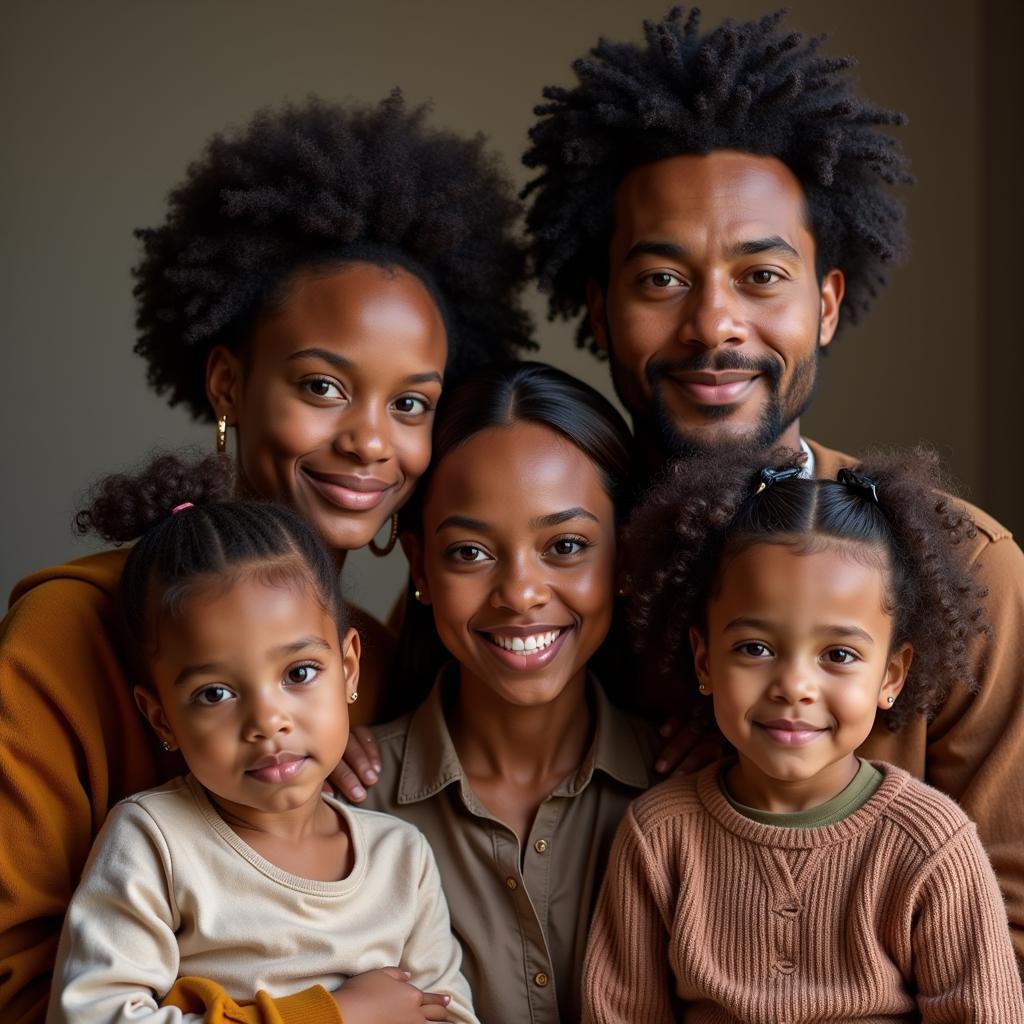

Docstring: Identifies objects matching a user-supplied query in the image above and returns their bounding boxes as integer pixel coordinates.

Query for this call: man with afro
[524,7,1024,965]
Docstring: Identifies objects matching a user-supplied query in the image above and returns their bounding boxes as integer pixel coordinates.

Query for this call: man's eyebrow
[436,515,489,534]
[530,507,599,529]
[726,236,801,261]
[623,240,690,263]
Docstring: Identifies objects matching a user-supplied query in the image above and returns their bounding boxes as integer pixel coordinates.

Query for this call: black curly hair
[523,7,912,351]
[627,446,987,733]
[135,92,534,420]
[75,452,345,664]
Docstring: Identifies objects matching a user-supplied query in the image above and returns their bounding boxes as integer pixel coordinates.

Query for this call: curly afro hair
[135,91,535,420]
[627,446,987,733]
[523,7,913,352]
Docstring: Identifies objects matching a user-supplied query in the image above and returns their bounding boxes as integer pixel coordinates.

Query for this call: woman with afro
[0,92,532,1023]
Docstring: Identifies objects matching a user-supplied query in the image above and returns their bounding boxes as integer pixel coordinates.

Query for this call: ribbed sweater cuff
[276,984,342,1024]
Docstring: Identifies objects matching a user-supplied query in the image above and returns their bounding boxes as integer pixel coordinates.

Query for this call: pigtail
[75,451,234,544]
[848,447,988,729]
[626,447,805,720]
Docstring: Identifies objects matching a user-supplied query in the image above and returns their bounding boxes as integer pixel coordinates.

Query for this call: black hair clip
[754,465,803,495]
[837,468,880,504]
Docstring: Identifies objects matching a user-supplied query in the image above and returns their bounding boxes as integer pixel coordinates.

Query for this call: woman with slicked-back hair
[0,93,532,1023]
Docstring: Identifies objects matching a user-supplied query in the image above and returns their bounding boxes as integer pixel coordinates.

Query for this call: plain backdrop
[2,0,1021,618]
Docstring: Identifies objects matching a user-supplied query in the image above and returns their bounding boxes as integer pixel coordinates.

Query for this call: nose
[677,272,746,351]
[769,658,818,705]
[332,401,393,464]
[489,554,550,615]
[243,691,292,742]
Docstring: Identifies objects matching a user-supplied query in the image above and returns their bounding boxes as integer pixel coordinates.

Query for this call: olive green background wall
[2,0,1020,618]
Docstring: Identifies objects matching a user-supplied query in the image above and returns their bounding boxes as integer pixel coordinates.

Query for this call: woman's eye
[194,685,233,706]
[825,648,858,665]
[392,395,431,416]
[550,536,587,557]
[451,544,488,563]
[286,663,319,685]
[304,378,343,400]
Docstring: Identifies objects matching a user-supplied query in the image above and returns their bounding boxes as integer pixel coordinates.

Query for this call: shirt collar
[396,666,653,806]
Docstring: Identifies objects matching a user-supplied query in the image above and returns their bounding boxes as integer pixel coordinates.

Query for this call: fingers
[654,723,697,774]
[419,991,451,1007]
[329,761,368,802]
[349,726,383,781]
[422,1004,454,1022]
[378,967,412,982]
[676,737,724,775]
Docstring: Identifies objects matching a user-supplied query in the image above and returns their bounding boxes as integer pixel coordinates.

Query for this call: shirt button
[534,972,549,987]
[505,877,518,890]
[534,839,549,854]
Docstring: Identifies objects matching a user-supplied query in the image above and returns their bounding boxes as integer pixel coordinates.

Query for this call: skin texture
[587,151,844,463]
[691,543,912,813]
[403,422,618,840]
[207,263,447,564]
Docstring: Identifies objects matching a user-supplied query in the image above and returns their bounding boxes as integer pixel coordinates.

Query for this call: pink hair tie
[171,502,195,515]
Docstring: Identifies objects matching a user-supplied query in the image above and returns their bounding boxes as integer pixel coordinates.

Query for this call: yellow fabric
[0,549,377,1022]
[163,978,341,1024]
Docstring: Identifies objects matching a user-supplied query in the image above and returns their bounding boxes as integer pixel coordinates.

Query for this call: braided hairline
[524,6,912,353]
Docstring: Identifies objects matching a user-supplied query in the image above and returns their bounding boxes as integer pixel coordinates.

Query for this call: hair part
[76,452,344,673]
[524,6,912,352]
[627,446,987,732]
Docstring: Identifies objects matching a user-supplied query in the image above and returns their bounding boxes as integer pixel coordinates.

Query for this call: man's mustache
[646,351,781,389]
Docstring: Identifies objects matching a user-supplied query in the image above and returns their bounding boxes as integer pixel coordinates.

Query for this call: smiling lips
[669,370,760,406]
[301,468,395,511]
[756,719,829,746]
[245,751,308,783]
[480,626,571,671]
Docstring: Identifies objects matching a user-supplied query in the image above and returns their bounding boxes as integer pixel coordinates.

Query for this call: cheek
[393,425,434,487]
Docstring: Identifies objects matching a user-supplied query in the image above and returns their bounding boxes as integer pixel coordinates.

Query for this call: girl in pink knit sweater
[584,447,1023,1022]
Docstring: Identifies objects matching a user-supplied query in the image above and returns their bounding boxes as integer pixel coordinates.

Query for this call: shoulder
[873,763,977,854]
[627,771,705,835]
[7,548,128,609]
[333,798,435,874]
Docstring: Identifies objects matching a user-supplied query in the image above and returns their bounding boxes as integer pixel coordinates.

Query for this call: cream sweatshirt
[47,775,478,1024]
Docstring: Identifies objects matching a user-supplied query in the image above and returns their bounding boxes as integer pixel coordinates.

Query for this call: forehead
[424,422,613,524]
[610,151,813,257]
[712,542,889,625]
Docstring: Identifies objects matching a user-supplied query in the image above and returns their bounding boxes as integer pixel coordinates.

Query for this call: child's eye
[549,536,589,557]
[286,663,320,685]
[825,648,858,665]
[737,642,772,658]
[303,377,344,400]
[194,685,234,706]
[392,395,432,416]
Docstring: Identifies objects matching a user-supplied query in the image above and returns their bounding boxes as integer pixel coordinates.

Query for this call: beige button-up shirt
[364,673,656,1024]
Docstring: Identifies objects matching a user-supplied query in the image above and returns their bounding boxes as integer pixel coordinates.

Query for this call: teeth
[489,629,562,655]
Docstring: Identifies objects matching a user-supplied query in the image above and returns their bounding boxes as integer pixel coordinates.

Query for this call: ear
[879,642,913,709]
[817,269,845,349]
[340,626,362,703]
[134,686,176,750]
[206,345,243,426]
[690,626,712,694]
[399,531,430,603]
[585,279,610,355]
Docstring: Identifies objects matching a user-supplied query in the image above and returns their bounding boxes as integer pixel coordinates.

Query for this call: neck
[726,752,859,814]
[448,668,591,784]
[207,787,336,844]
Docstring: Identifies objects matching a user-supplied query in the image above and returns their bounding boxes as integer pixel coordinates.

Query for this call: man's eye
[194,685,233,706]
[645,271,683,289]
[393,395,431,415]
[747,269,781,286]
[286,664,319,685]
[304,378,343,399]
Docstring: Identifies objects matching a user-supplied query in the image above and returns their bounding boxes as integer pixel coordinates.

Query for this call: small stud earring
[698,683,708,693]
[886,695,895,706]
[414,589,422,602]
[161,740,173,752]
[349,691,359,704]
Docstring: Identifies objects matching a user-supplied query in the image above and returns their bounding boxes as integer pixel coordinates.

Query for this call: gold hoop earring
[369,513,398,557]
[216,415,228,454]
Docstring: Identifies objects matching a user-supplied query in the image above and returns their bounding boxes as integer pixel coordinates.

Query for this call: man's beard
[642,338,820,460]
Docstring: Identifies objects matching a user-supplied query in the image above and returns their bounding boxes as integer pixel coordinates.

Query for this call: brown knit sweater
[583,761,1023,1022]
